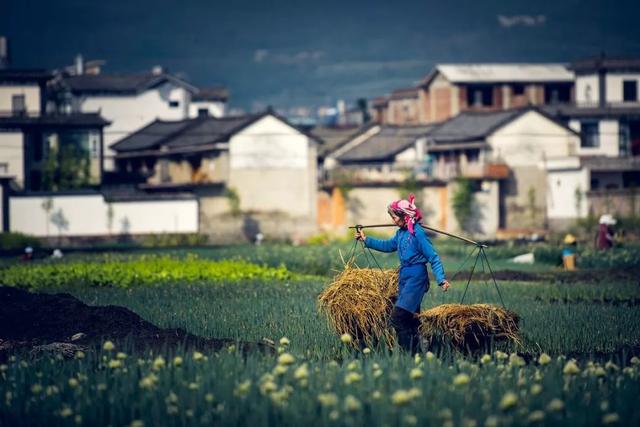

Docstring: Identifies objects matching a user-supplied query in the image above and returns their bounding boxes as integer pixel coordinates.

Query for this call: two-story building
[374,63,574,125]
[541,56,640,228]
[110,110,321,241]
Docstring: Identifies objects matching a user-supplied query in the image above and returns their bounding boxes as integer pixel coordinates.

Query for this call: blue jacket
[364,225,446,312]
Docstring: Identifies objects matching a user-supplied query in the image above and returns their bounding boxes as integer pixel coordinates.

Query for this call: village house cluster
[0,35,639,242]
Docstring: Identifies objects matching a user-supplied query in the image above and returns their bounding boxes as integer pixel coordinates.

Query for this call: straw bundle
[418,304,520,350]
[318,264,399,347]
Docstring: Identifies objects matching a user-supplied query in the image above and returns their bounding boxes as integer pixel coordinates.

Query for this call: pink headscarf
[388,193,422,235]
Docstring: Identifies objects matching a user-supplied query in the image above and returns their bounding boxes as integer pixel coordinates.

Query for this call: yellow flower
[74,415,82,425]
[344,372,362,385]
[68,378,79,388]
[499,391,518,411]
[528,410,545,423]
[329,410,339,421]
[484,415,499,427]
[426,351,435,361]
[362,347,371,354]
[480,354,492,364]
[233,380,252,398]
[630,356,640,366]
[563,360,580,375]
[410,368,423,380]
[74,351,85,360]
[530,384,542,395]
[205,393,215,403]
[371,390,382,400]
[97,383,107,392]
[294,363,309,380]
[103,341,115,351]
[138,373,158,390]
[60,407,73,418]
[30,384,43,394]
[340,333,353,344]
[391,389,417,406]
[317,392,338,407]
[130,420,145,427]
[259,380,277,395]
[404,415,418,426]
[277,353,295,366]
[173,356,183,367]
[373,369,383,378]
[509,354,525,367]
[547,398,564,412]
[116,352,127,360]
[594,367,606,377]
[605,361,619,371]
[193,352,204,362]
[108,360,122,369]
[602,413,620,425]
[414,353,422,364]
[165,392,179,405]
[188,382,199,390]
[347,361,359,371]
[273,365,288,375]
[495,351,508,360]
[279,337,290,346]
[538,353,551,365]
[344,395,361,412]
[152,356,166,371]
[453,373,470,386]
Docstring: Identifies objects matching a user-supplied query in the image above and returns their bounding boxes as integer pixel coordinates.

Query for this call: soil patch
[0,286,273,361]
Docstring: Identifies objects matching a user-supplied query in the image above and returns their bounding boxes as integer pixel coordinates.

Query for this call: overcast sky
[2,0,640,112]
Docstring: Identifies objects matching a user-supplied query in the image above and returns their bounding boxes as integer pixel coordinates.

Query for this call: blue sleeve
[364,232,398,253]
[416,227,446,284]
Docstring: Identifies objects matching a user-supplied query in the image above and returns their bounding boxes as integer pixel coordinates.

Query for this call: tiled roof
[111,115,256,152]
[337,125,433,162]
[426,110,522,143]
[60,72,197,94]
[571,56,640,73]
[0,113,109,127]
[311,125,371,157]
[0,69,53,83]
[192,87,229,102]
[427,64,573,84]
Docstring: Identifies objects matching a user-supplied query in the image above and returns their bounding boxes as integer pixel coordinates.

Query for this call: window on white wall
[580,122,600,148]
[0,162,8,174]
[11,94,26,115]
[169,100,180,108]
[623,81,638,102]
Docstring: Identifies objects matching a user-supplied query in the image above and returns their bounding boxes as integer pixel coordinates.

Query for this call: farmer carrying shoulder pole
[354,194,450,353]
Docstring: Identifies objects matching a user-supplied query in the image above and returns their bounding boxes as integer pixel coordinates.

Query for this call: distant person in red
[596,214,616,250]
[21,246,34,262]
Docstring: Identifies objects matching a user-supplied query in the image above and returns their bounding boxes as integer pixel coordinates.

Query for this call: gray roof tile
[337,125,433,162]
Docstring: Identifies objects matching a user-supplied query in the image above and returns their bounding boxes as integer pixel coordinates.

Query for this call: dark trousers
[390,306,421,354]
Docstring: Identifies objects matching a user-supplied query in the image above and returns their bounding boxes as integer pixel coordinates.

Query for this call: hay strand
[318,262,398,347]
[418,303,520,350]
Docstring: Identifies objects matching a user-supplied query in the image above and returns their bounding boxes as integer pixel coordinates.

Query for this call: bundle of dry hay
[318,263,398,347]
[418,303,520,350]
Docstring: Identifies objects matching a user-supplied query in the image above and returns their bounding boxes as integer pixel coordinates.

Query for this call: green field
[1,242,639,426]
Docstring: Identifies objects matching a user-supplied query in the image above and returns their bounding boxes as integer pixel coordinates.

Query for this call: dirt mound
[0,287,273,360]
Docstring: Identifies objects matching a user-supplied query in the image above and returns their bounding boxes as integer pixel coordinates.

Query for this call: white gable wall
[606,73,640,104]
[488,111,578,166]
[575,74,600,106]
[0,85,41,114]
[77,82,191,170]
[229,115,317,218]
[188,101,225,118]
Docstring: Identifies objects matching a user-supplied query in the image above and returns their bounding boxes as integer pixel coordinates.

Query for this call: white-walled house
[110,110,320,241]
[188,87,228,118]
[51,69,199,171]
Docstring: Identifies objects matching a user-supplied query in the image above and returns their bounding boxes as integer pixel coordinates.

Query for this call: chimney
[0,37,8,69]
[75,54,84,75]
[152,65,163,75]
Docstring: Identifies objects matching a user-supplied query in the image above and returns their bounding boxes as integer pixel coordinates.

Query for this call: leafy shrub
[140,233,208,248]
[0,255,292,289]
[0,232,41,252]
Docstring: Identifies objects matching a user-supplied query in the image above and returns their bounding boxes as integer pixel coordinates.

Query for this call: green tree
[452,178,474,233]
